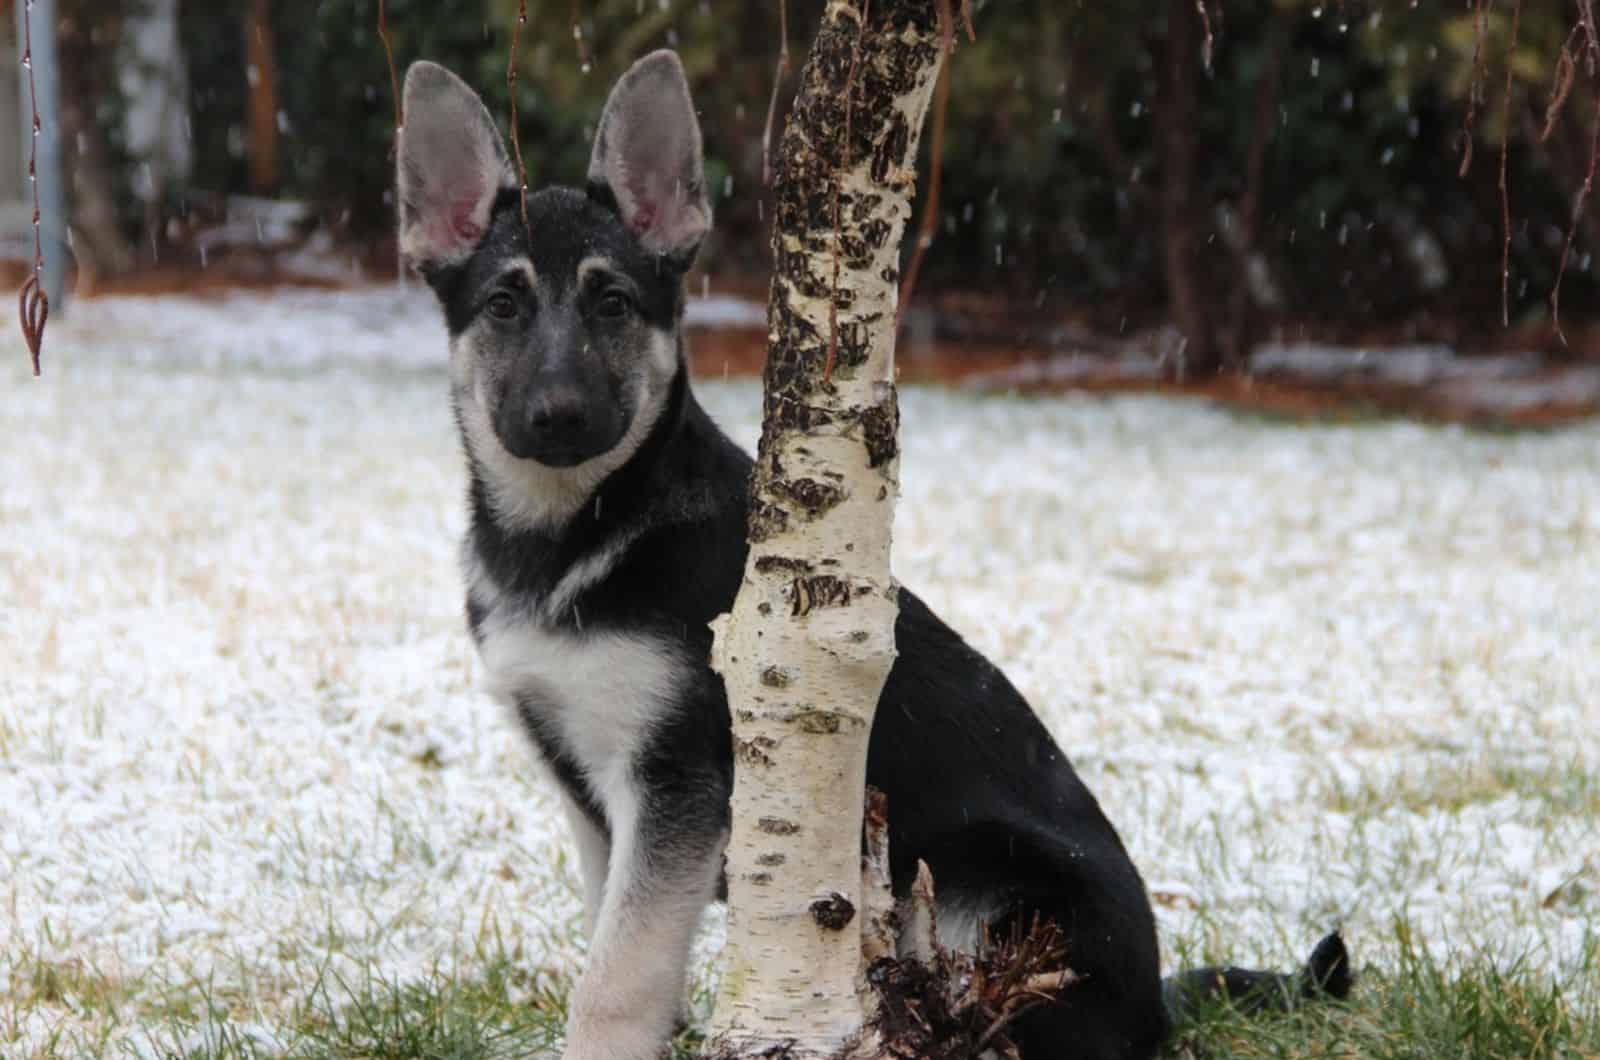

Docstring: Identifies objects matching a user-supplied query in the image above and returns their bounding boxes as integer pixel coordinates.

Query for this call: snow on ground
[2,289,1598,1055]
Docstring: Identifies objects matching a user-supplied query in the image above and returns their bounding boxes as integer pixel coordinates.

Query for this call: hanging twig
[1458,0,1596,335]
[1498,0,1522,327]
[18,280,46,376]
[1547,0,1600,342]
[378,0,406,282]
[1459,0,1491,177]
[1549,79,1600,344]
[1578,0,1600,74]
[18,0,48,375]
[507,0,531,225]
[1196,0,1215,74]
[761,0,792,186]
[1543,27,1580,142]
[824,0,871,385]
[897,0,958,327]
[378,0,402,136]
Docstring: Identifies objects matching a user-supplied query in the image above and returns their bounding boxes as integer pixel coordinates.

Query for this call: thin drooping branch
[507,0,531,225]
[1459,0,1490,178]
[1549,81,1600,343]
[1548,0,1600,341]
[378,0,405,280]
[1578,0,1600,72]
[1499,0,1522,327]
[897,0,957,328]
[378,0,401,135]
[19,0,49,375]
[1460,0,1599,337]
[761,0,791,186]
[1543,24,1581,142]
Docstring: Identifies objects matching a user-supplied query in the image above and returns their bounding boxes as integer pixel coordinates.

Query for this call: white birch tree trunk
[709,4,946,1057]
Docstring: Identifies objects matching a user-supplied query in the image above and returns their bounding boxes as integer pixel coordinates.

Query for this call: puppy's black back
[875,593,1168,1058]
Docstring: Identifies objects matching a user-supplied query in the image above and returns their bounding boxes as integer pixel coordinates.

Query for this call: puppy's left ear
[588,50,711,264]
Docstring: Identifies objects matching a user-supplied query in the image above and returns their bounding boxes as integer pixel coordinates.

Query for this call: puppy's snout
[529,382,589,436]
[493,375,614,467]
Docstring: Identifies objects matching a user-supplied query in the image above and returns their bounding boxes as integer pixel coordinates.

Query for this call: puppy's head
[396,53,710,470]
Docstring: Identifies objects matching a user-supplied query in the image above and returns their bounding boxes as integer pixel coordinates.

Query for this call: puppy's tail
[1162,931,1352,1022]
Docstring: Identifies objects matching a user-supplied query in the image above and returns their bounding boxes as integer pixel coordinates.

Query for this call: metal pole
[17,0,65,315]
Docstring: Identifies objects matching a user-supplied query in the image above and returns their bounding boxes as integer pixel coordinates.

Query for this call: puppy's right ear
[396,61,515,270]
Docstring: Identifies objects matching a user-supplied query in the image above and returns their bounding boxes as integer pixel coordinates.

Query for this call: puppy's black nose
[529,382,589,436]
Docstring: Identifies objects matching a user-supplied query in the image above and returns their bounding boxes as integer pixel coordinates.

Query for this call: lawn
[2,290,1597,1058]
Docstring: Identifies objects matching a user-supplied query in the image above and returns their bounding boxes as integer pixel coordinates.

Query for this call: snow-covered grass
[2,289,1597,1058]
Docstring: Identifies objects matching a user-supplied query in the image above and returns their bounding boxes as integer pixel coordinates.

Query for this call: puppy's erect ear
[396,61,514,270]
[588,50,711,262]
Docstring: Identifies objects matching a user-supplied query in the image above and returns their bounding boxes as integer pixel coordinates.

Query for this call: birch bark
[709,3,945,1057]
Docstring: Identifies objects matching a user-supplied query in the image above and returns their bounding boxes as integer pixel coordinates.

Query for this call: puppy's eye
[595,290,632,320]
[486,292,519,320]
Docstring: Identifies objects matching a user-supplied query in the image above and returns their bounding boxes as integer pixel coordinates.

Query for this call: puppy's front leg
[562,780,726,1060]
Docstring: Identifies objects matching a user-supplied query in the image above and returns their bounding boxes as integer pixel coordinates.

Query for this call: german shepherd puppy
[396,52,1347,1060]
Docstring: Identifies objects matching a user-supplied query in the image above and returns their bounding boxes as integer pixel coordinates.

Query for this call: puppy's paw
[560,1037,667,1060]
[562,1007,673,1060]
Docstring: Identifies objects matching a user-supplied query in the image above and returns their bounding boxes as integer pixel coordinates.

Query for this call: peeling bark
[707,3,945,1058]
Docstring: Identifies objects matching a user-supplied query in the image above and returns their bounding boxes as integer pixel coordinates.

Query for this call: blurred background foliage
[50,0,1600,368]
